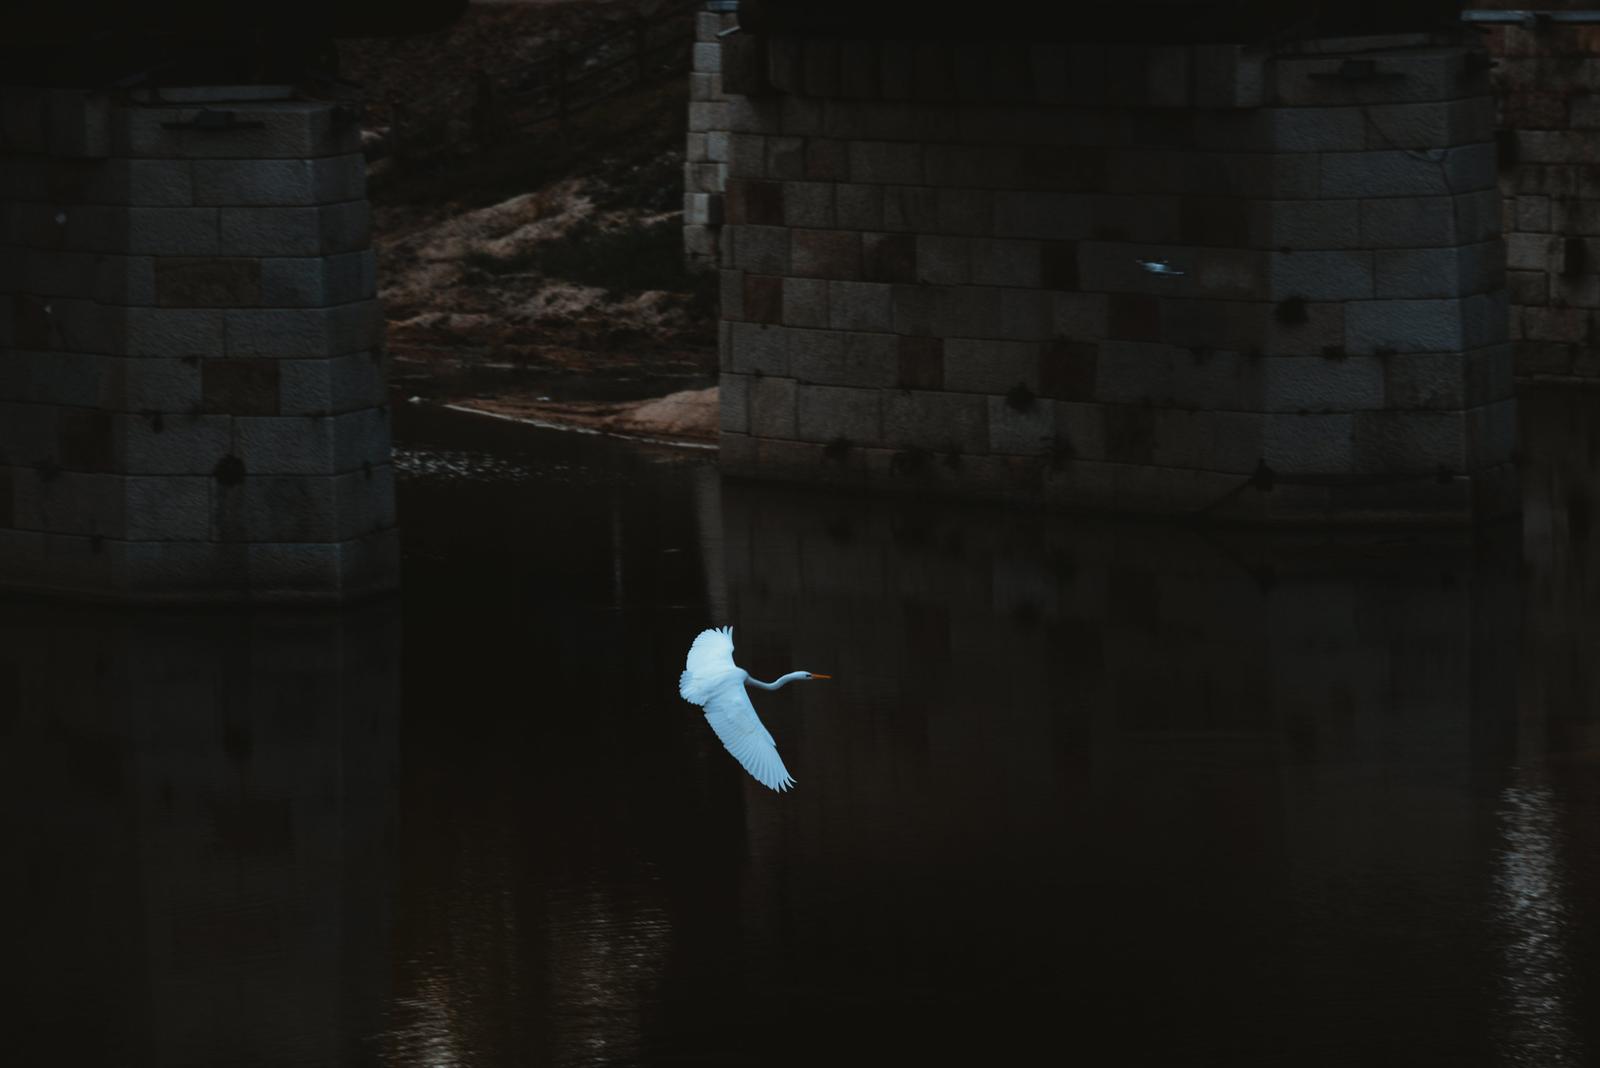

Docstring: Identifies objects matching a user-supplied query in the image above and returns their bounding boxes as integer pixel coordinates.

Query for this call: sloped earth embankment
[342,0,720,445]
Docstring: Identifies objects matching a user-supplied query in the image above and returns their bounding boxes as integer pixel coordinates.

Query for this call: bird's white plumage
[679,625,737,704]
[679,626,797,792]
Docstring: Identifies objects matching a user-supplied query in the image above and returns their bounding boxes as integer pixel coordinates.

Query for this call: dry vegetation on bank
[339,0,718,438]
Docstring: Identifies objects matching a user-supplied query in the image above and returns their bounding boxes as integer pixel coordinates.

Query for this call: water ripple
[1494,777,1585,1067]
[393,445,546,485]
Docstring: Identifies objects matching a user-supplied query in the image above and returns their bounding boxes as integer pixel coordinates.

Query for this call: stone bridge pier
[0,87,397,602]
[695,5,1517,524]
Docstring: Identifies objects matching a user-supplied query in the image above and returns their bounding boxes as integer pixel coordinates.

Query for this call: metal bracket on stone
[1308,59,1406,84]
[159,109,265,131]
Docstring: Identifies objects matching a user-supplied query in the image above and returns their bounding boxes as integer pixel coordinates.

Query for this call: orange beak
[811,673,832,680]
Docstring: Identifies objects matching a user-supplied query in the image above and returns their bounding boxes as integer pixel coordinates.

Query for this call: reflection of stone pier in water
[715,481,1521,777]
[0,603,400,1066]
[706,479,1525,1056]
[1519,385,1600,756]
[1503,384,1600,1068]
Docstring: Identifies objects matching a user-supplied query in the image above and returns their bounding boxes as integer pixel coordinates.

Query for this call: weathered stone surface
[105,358,200,413]
[202,359,280,415]
[114,102,362,160]
[782,277,829,328]
[751,375,798,438]
[827,280,893,331]
[20,249,100,298]
[862,232,916,283]
[791,229,861,279]
[696,37,1507,523]
[235,415,351,475]
[806,140,851,181]
[258,250,375,307]
[971,239,1042,288]
[219,202,370,256]
[116,412,233,476]
[789,330,894,388]
[987,394,1055,455]
[728,321,792,375]
[155,257,262,307]
[0,349,102,408]
[782,181,833,227]
[277,352,387,416]
[1038,340,1098,401]
[693,42,723,75]
[0,87,394,601]
[1263,413,1355,474]
[944,338,1039,394]
[730,225,789,273]
[744,274,783,324]
[121,307,224,356]
[11,469,123,534]
[1268,250,1374,302]
[883,390,987,454]
[126,207,221,255]
[212,475,339,542]
[223,302,383,357]
[720,372,750,433]
[1346,299,1469,355]
[332,407,393,473]
[897,336,943,390]
[123,475,211,540]
[1260,355,1384,412]
[193,155,365,206]
[797,383,882,444]
[917,235,969,284]
[726,178,782,224]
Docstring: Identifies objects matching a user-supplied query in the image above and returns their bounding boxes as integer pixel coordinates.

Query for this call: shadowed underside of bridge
[737,0,1465,41]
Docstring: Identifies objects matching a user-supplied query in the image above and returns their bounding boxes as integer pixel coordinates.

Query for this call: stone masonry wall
[1478,18,1600,382]
[0,88,397,602]
[708,33,1517,524]
[684,6,737,270]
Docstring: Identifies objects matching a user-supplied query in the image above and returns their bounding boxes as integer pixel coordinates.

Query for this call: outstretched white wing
[680,626,796,792]
[679,625,738,705]
[703,685,795,792]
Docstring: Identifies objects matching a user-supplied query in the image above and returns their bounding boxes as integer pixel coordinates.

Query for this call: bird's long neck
[748,671,807,691]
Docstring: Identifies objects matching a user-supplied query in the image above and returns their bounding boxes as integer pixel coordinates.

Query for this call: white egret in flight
[679,626,829,792]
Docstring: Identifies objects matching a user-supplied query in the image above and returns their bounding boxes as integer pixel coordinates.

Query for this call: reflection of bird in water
[679,626,829,792]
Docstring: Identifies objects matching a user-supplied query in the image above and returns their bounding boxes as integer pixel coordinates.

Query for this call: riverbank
[344,0,719,446]
[441,386,718,447]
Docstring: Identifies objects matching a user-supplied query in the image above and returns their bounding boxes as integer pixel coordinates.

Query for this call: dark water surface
[5,389,1600,1066]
